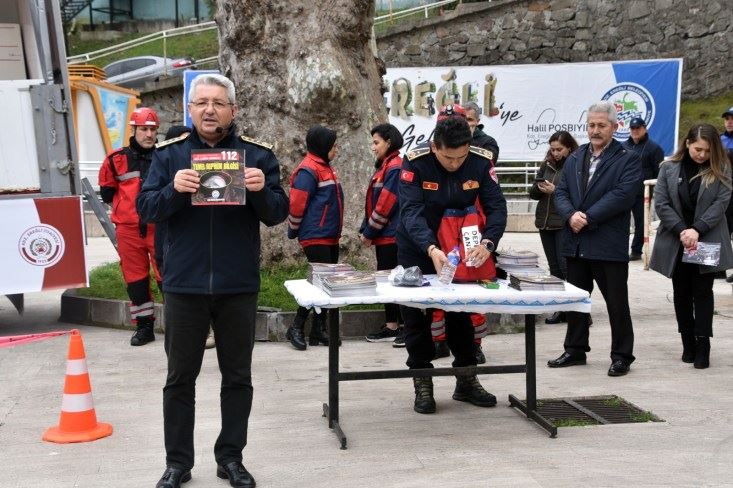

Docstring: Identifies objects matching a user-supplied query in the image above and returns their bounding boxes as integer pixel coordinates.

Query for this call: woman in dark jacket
[529,131,578,324]
[360,124,405,345]
[650,124,733,369]
[286,125,343,350]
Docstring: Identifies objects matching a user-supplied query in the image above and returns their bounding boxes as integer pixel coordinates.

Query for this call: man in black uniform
[397,116,507,414]
[464,101,500,162]
[623,117,664,260]
[138,74,288,488]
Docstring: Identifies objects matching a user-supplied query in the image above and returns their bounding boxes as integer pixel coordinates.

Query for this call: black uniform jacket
[396,144,507,271]
[136,127,288,294]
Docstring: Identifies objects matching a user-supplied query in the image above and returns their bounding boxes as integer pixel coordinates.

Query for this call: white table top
[284,276,591,314]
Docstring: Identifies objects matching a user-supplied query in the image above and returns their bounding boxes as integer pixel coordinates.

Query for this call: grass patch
[630,410,657,423]
[602,396,622,407]
[67,29,219,68]
[76,260,382,312]
[678,90,733,141]
[76,261,162,302]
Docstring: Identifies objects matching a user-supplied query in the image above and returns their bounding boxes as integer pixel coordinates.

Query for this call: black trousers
[672,259,715,337]
[296,245,340,324]
[375,243,402,324]
[564,257,635,363]
[401,306,476,369]
[630,188,644,255]
[538,229,567,280]
[163,292,257,470]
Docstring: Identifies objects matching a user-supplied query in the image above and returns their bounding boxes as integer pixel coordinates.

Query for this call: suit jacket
[649,160,733,277]
[554,139,640,262]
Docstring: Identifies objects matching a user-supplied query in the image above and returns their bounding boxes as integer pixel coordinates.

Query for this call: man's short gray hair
[188,74,236,104]
[587,101,617,124]
[463,101,481,115]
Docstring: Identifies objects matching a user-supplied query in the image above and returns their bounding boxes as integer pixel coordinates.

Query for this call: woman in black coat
[650,124,733,369]
[529,131,578,324]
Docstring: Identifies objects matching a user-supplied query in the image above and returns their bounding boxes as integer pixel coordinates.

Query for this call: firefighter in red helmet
[98,107,162,346]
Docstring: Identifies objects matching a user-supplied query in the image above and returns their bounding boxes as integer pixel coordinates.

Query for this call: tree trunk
[215,1,387,265]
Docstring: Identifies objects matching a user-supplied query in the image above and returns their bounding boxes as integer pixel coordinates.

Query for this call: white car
[104,55,194,88]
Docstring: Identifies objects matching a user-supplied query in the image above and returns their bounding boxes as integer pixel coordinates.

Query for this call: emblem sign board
[385,59,682,160]
[1,196,88,294]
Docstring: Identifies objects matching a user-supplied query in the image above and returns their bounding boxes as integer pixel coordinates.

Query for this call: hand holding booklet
[681,242,721,266]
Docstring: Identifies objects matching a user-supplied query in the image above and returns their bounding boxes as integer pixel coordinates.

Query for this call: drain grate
[532,395,663,427]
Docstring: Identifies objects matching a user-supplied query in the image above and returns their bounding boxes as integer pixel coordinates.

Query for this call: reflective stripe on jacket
[360,151,401,245]
[287,152,343,247]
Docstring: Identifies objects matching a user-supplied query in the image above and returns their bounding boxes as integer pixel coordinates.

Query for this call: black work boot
[130,318,155,346]
[694,336,710,369]
[452,375,497,407]
[413,377,436,414]
[309,313,330,346]
[681,333,696,363]
[286,314,307,351]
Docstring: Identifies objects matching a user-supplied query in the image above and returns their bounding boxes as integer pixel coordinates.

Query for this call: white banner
[0,196,88,294]
[386,59,682,161]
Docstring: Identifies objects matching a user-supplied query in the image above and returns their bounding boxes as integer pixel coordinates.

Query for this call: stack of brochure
[320,272,377,297]
[509,274,565,292]
[496,250,545,276]
[307,263,355,288]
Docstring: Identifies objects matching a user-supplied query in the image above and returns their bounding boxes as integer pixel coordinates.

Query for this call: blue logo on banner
[601,83,655,139]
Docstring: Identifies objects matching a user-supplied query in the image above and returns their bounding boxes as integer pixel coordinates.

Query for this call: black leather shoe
[629,253,642,261]
[681,333,696,363]
[217,461,256,487]
[694,336,710,369]
[607,360,630,376]
[547,352,586,368]
[544,312,567,324]
[155,467,191,488]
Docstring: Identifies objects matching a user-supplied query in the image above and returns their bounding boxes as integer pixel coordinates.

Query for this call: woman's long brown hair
[668,123,731,189]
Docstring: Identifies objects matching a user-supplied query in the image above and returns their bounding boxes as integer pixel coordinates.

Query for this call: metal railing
[496,164,541,194]
[374,0,462,26]
[68,0,473,66]
[67,21,217,65]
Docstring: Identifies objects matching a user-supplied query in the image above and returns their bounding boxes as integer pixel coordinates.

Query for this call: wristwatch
[481,239,495,252]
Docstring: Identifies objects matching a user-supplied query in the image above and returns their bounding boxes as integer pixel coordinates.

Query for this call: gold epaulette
[406,147,431,160]
[155,132,190,149]
[240,135,273,150]
[469,146,494,161]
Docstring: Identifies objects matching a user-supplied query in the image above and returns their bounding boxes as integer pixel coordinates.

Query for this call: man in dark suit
[548,101,641,377]
[623,117,664,260]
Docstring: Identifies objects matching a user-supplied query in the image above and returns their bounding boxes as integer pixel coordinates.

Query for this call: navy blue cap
[722,106,733,117]
[629,117,646,128]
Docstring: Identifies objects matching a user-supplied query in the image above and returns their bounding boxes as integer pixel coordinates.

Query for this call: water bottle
[438,246,461,285]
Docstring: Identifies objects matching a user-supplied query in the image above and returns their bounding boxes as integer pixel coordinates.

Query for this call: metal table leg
[323,308,347,449]
[508,314,558,438]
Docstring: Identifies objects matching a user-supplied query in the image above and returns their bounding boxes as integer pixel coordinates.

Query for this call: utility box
[0,23,26,80]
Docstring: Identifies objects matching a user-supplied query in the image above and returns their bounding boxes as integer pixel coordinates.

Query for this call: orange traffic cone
[43,329,113,443]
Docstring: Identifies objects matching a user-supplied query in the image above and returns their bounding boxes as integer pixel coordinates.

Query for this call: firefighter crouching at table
[397,116,508,414]
[98,107,161,346]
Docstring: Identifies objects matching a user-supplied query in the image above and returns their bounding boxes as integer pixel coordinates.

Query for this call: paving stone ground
[1,235,732,488]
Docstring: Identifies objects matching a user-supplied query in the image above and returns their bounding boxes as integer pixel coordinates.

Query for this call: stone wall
[376,0,732,99]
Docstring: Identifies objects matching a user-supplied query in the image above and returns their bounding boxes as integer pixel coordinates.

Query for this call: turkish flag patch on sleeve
[400,170,415,183]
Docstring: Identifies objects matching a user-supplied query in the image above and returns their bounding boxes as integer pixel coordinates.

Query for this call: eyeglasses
[189,99,233,110]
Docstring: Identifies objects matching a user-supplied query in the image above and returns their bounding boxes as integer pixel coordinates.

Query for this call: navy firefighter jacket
[396,144,508,271]
[136,128,289,294]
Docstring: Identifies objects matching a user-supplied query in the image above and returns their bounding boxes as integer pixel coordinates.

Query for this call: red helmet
[129,107,159,127]
[437,104,467,122]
